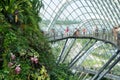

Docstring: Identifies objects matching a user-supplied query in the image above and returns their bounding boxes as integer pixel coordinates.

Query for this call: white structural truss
[40,0,120,80]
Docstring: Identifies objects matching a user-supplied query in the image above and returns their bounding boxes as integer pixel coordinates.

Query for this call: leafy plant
[0,0,79,80]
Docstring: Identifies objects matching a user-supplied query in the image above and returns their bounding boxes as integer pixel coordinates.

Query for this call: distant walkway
[45,27,120,48]
[45,28,120,80]
[46,29,120,49]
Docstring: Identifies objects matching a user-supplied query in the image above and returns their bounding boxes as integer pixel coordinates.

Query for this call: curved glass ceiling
[40,0,120,30]
[40,0,120,80]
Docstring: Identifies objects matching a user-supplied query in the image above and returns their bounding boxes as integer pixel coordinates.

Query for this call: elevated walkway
[46,30,120,80]
[47,30,119,49]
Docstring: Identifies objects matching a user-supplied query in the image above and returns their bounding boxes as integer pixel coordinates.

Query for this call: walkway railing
[46,30,119,48]
[45,30,120,80]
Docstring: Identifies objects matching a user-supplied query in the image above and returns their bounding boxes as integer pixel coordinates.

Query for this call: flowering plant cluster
[0,0,79,80]
[8,52,40,75]
[8,53,21,74]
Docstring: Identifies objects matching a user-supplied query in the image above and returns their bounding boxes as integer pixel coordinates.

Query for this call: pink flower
[30,57,34,63]
[34,57,38,64]
[10,53,16,60]
[8,62,13,68]
[30,57,39,64]
[15,65,21,74]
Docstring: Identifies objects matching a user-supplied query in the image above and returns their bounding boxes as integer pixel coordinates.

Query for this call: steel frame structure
[40,0,120,80]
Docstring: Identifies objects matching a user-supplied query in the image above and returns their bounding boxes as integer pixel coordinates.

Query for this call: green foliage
[0,26,54,80]
[0,0,79,80]
[0,0,42,25]
[49,64,79,80]
[38,66,50,80]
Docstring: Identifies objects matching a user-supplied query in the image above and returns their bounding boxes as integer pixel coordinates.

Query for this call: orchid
[30,57,39,64]
[8,62,13,68]
[15,65,21,74]
[10,53,16,60]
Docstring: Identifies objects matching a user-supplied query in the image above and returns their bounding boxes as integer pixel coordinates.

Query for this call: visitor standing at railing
[112,27,120,45]
[50,29,55,39]
[95,26,99,37]
[65,27,69,36]
[112,27,118,42]
[102,28,106,39]
[82,28,86,35]
[73,28,80,36]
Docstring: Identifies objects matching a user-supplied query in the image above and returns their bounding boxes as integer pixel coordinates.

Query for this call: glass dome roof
[40,0,120,30]
[40,0,120,80]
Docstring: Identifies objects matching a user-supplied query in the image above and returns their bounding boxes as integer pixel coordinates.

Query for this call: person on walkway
[102,28,106,39]
[112,27,118,42]
[95,26,99,37]
[65,27,69,36]
[50,28,55,38]
[73,28,80,36]
[82,28,86,35]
